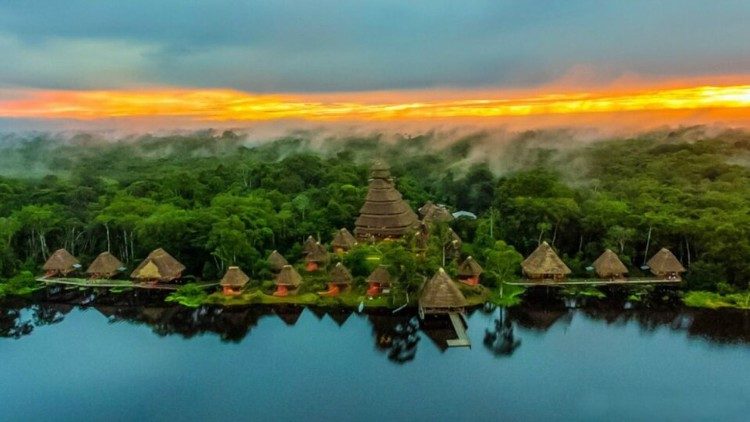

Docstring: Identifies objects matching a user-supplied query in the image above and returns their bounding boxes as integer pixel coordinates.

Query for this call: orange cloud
[1,84,750,125]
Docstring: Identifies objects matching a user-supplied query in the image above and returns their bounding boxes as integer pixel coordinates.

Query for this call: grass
[0,271,45,298]
[683,290,750,310]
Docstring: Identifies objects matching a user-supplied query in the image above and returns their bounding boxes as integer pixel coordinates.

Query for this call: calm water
[1,297,748,422]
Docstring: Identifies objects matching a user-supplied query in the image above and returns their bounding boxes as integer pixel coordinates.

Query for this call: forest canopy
[1,126,749,291]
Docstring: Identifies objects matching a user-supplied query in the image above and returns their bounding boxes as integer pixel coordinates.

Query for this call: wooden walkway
[446,313,471,348]
[506,277,682,287]
[38,277,218,291]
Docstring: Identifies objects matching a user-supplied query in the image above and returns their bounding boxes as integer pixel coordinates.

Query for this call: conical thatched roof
[592,249,628,278]
[276,265,303,286]
[419,201,437,217]
[423,204,454,223]
[130,248,186,281]
[368,265,392,286]
[420,268,468,310]
[331,228,357,250]
[86,252,124,276]
[521,242,571,276]
[329,262,353,285]
[647,248,686,275]
[43,248,79,272]
[306,242,329,263]
[220,266,250,287]
[303,235,318,255]
[268,250,288,272]
[458,256,483,277]
[354,161,419,238]
[447,228,462,247]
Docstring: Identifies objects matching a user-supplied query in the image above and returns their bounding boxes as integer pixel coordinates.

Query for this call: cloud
[0,1,749,91]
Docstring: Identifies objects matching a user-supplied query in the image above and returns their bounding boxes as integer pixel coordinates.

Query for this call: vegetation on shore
[2,127,750,310]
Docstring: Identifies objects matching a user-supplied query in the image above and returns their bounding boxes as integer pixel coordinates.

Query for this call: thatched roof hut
[447,228,462,248]
[354,161,419,239]
[86,252,124,278]
[329,262,353,285]
[275,265,303,287]
[647,248,686,278]
[458,256,483,277]
[267,250,288,272]
[592,249,628,279]
[331,228,357,252]
[303,235,318,255]
[220,266,250,288]
[521,241,571,280]
[368,265,392,286]
[306,242,329,263]
[422,204,454,223]
[130,248,185,282]
[43,248,79,276]
[419,201,437,217]
[413,230,429,252]
[419,268,468,315]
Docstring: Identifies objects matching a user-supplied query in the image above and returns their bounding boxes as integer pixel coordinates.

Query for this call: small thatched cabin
[320,262,353,297]
[268,250,288,273]
[521,241,571,281]
[274,265,303,296]
[86,252,124,279]
[130,248,185,283]
[419,201,437,217]
[647,248,686,280]
[592,249,628,280]
[422,203,454,224]
[367,265,392,296]
[419,268,468,318]
[303,235,318,255]
[305,242,329,272]
[331,228,357,254]
[43,248,79,277]
[413,229,429,253]
[220,266,250,295]
[457,256,483,286]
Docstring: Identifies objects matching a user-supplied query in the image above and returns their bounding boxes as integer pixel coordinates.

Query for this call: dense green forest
[1,126,749,293]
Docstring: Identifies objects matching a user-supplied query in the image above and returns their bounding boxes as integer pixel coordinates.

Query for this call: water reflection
[1,290,748,361]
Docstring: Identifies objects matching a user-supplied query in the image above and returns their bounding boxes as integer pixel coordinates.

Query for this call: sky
[1,0,750,131]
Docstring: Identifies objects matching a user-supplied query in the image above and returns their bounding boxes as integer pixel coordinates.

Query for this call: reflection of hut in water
[366,265,392,296]
[305,242,329,272]
[308,306,328,320]
[331,228,357,254]
[43,248,79,277]
[267,250,288,273]
[457,256,483,286]
[521,241,571,281]
[592,249,628,280]
[507,305,571,331]
[327,308,354,327]
[646,248,686,280]
[86,251,124,279]
[421,317,459,352]
[354,161,419,240]
[130,248,185,283]
[220,266,250,295]
[419,268,468,318]
[273,265,303,297]
[274,306,304,326]
[320,262,352,297]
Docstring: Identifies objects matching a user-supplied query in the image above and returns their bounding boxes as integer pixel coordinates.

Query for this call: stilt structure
[354,161,418,240]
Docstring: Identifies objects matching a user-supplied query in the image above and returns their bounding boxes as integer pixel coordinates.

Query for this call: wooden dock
[506,277,682,287]
[446,313,471,348]
[38,277,218,291]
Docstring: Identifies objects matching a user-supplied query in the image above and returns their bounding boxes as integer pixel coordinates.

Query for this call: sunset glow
[2,84,750,123]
